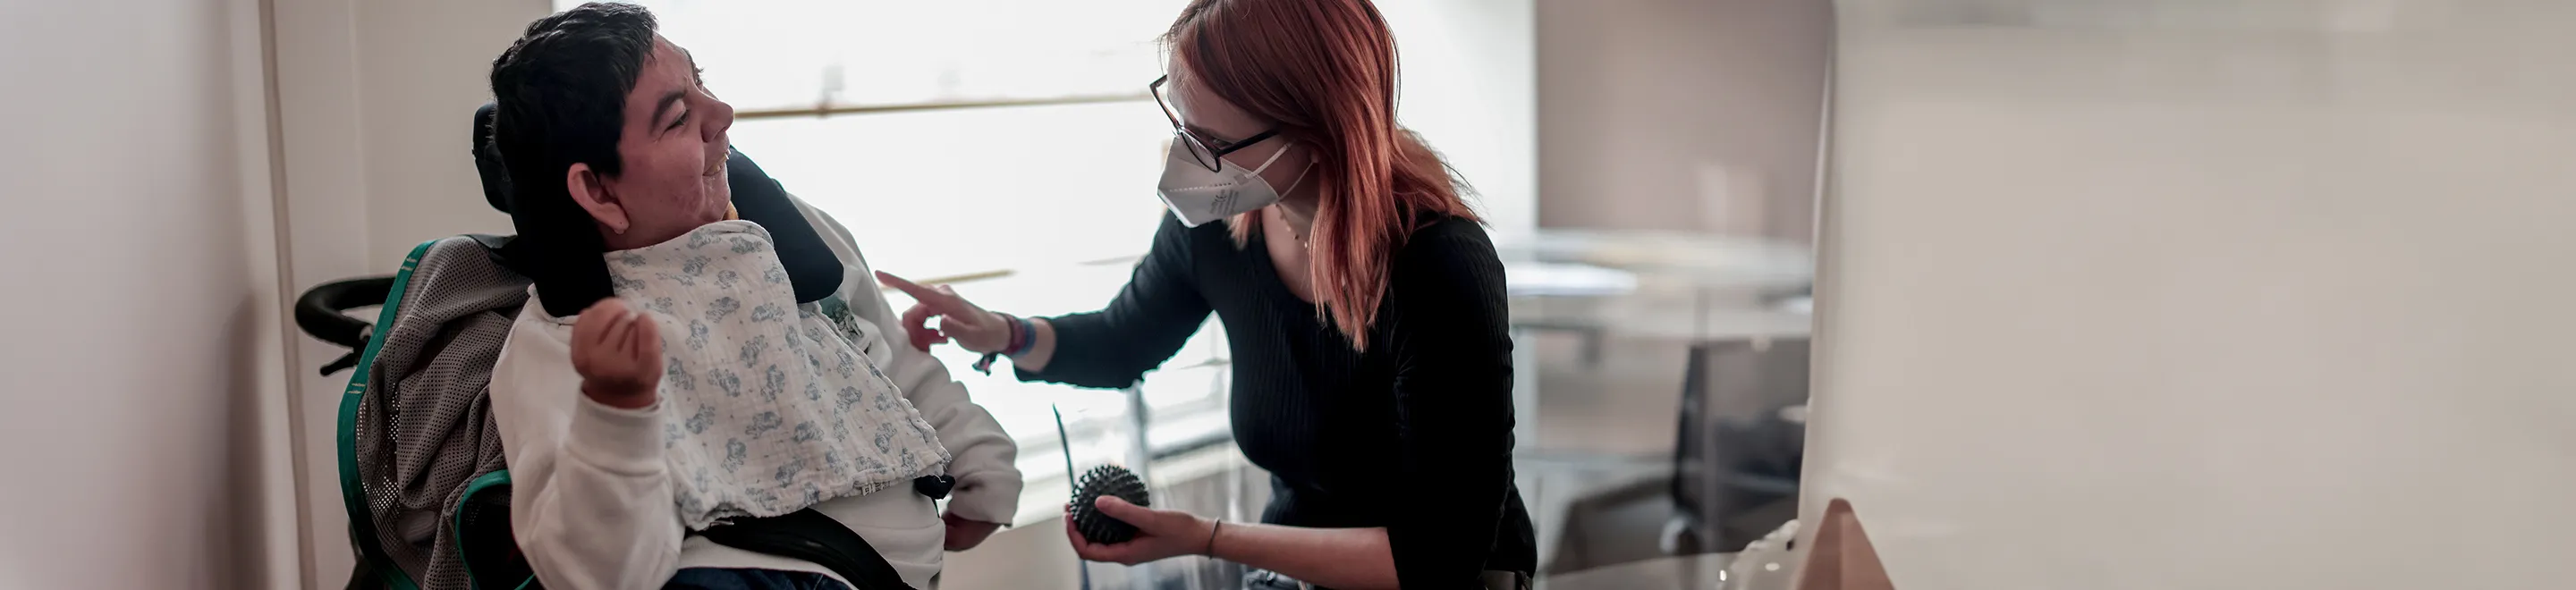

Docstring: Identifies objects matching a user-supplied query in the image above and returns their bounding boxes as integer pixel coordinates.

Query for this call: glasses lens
[1156,88,1183,125]
[1179,133,1220,172]
[1154,94,1221,171]
[1154,78,1223,173]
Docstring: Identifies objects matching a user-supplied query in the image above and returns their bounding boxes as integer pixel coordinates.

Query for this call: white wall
[1381,0,1538,237]
[0,0,299,588]
[270,0,547,584]
[1537,0,1833,242]
[1806,1,2576,588]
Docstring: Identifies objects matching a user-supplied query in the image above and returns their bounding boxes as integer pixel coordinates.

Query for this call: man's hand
[571,298,663,409]
[943,511,1004,552]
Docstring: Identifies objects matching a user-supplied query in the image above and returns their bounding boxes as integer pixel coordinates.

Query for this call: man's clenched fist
[571,298,663,409]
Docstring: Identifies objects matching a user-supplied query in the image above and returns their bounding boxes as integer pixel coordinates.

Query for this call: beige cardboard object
[1792,499,1895,590]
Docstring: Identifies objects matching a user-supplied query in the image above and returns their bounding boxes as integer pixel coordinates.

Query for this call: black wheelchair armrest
[297,275,395,351]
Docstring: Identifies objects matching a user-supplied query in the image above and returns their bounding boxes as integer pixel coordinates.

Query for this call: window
[569,0,1228,512]
[721,102,1173,279]
[627,0,1185,113]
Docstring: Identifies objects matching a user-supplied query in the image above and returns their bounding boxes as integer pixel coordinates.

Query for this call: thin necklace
[1277,207,1312,249]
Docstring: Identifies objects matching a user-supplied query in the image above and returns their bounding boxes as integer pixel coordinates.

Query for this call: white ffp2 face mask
[1155,135,1313,227]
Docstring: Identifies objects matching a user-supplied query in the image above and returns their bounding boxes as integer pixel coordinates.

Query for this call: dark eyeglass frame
[1153,74,1281,173]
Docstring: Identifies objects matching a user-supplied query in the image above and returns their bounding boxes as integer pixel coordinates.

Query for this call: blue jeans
[665,568,852,590]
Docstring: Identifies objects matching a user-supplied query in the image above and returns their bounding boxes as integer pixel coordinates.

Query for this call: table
[1497,229,1815,291]
[1499,230,1812,343]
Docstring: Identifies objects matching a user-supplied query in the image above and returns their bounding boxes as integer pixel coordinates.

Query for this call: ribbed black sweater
[1019,214,1535,588]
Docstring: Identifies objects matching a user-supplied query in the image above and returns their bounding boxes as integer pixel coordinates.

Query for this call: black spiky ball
[1070,465,1150,544]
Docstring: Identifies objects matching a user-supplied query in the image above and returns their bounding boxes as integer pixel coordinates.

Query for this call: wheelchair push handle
[295,276,396,375]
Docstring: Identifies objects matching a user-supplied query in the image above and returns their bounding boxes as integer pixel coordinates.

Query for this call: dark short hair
[489,2,657,198]
[487,2,659,316]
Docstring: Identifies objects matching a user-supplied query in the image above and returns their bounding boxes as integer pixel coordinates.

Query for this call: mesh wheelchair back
[342,236,536,590]
[348,105,845,589]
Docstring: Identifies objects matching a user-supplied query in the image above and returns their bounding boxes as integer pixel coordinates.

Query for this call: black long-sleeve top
[1019,214,1536,588]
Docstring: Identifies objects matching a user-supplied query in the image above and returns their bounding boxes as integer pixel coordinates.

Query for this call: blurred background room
[258,0,1824,586]
[10,0,2576,588]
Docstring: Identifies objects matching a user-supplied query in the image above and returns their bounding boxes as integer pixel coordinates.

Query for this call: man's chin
[706,179,733,215]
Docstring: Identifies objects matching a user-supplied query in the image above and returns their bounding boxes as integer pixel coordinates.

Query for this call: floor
[1516,330,1712,576]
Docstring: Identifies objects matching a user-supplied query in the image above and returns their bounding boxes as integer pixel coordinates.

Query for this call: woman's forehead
[1164,64,1264,138]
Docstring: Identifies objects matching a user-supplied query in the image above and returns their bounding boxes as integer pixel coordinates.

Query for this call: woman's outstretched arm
[1068,497,1402,590]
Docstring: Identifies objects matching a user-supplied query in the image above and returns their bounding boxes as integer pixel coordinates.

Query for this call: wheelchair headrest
[472,103,844,316]
[473,103,513,214]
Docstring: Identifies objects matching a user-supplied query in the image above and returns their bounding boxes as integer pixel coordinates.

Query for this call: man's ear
[565,162,628,235]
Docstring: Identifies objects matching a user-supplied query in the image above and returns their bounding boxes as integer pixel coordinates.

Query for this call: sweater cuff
[568,396,666,476]
[1010,314,1089,384]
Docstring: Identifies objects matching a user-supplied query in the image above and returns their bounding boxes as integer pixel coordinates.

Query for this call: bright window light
[553,0,1230,478]
[578,0,1189,112]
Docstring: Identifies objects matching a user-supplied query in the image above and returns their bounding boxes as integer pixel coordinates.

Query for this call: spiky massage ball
[1070,465,1151,544]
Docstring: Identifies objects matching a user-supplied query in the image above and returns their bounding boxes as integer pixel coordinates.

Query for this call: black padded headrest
[473,103,843,316]
[473,103,513,214]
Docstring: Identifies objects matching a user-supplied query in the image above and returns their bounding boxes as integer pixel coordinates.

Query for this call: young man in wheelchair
[484,4,1019,589]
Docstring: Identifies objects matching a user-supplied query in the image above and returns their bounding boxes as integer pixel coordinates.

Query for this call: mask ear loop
[1242,140,1296,175]
[1249,142,1315,199]
[1276,159,1317,197]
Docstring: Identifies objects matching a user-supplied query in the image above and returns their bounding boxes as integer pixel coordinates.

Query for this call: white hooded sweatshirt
[489,197,1020,589]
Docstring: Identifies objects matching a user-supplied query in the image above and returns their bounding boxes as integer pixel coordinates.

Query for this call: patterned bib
[605,220,951,529]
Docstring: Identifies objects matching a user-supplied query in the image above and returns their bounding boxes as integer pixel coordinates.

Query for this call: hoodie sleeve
[791,195,1023,525]
[489,305,687,589]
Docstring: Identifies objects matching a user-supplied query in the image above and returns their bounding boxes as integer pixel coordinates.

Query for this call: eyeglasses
[1153,75,1281,173]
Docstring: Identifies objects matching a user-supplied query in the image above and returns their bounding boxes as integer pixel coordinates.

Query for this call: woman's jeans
[665,568,852,590]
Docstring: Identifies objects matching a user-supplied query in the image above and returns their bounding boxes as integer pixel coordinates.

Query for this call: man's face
[597,36,734,245]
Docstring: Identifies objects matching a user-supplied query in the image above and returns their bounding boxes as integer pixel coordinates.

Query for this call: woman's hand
[877,271,1012,353]
[570,298,662,409]
[1064,496,1216,566]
